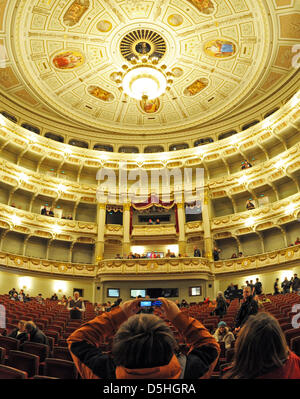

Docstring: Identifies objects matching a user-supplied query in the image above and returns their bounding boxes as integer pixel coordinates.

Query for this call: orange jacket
[67,306,220,379]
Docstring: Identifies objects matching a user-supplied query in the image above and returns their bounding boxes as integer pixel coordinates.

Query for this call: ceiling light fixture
[114,56,173,100]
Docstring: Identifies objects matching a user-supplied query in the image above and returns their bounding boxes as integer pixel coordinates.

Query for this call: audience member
[25,321,48,345]
[165,249,172,258]
[281,277,290,294]
[24,294,31,302]
[295,237,300,245]
[254,278,262,295]
[155,218,160,224]
[274,278,280,295]
[11,292,19,301]
[212,292,227,318]
[234,286,258,333]
[175,299,181,308]
[238,252,243,257]
[194,247,201,257]
[292,274,300,294]
[148,218,153,225]
[213,321,235,350]
[115,254,122,259]
[41,206,47,215]
[213,247,221,261]
[50,293,58,301]
[111,298,123,309]
[67,214,73,220]
[8,320,28,344]
[18,289,25,302]
[249,280,255,295]
[241,160,252,170]
[67,291,86,319]
[105,301,112,312]
[180,299,189,308]
[67,297,220,379]
[231,253,237,259]
[48,208,54,217]
[246,200,255,210]
[36,293,44,304]
[223,313,300,379]
[9,288,17,297]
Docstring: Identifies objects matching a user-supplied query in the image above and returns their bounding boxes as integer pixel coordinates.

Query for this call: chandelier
[114,55,174,100]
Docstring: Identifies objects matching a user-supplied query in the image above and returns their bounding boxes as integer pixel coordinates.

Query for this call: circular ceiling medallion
[97,20,112,32]
[120,29,167,61]
[167,14,183,27]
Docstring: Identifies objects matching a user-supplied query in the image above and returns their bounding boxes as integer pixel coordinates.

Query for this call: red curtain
[131,195,175,210]
[130,206,133,235]
[174,204,179,234]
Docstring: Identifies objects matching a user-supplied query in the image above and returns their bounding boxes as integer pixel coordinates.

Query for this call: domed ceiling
[0,0,299,139]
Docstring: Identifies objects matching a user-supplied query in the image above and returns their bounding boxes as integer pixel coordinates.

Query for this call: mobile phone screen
[140,301,152,307]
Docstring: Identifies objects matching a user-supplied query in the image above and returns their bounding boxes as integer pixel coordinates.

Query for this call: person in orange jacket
[67,297,220,379]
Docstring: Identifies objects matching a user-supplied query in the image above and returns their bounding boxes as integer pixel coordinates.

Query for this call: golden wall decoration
[188,0,215,15]
[184,78,208,96]
[52,51,85,70]
[171,67,184,77]
[88,86,114,102]
[204,39,237,58]
[63,0,90,27]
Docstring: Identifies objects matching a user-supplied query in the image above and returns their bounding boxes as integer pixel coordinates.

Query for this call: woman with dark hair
[223,312,300,379]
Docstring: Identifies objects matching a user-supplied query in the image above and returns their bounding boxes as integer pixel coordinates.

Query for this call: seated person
[238,252,243,257]
[170,252,176,258]
[48,208,54,217]
[36,293,44,304]
[67,298,220,379]
[231,253,237,259]
[8,320,28,344]
[25,321,48,345]
[115,254,122,259]
[67,214,73,220]
[241,160,252,170]
[181,299,189,308]
[11,292,19,301]
[155,218,160,224]
[246,200,255,210]
[295,237,300,245]
[165,249,172,258]
[50,293,58,301]
[194,247,201,257]
[213,321,235,350]
[148,218,153,225]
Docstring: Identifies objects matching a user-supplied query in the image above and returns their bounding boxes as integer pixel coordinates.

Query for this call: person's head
[13,292,18,298]
[74,291,79,300]
[17,320,26,332]
[256,278,259,282]
[284,277,288,281]
[250,280,253,284]
[218,321,227,334]
[276,278,279,282]
[25,321,37,334]
[224,312,289,379]
[112,314,178,369]
[294,274,298,278]
[217,291,223,298]
[243,286,251,299]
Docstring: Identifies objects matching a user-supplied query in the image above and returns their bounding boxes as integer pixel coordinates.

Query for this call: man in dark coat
[254,278,262,295]
[8,320,28,344]
[292,274,300,293]
[234,286,258,332]
[25,321,48,345]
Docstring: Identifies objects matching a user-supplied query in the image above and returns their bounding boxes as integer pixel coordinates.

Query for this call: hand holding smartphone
[139,299,162,307]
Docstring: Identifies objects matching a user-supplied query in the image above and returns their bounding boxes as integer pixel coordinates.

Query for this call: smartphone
[139,299,162,307]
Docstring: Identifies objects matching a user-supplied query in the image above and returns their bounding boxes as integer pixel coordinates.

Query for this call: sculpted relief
[188,0,215,15]
[88,86,115,102]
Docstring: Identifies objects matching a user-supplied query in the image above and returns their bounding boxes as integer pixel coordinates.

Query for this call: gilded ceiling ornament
[88,86,114,102]
[63,0,90,27]
[167,14,183,27]
[120,30,166,61]
[52,51,85,70]
[184,78,209,96]
[204,39,237,58]
[97,20,112,32]
[188,0,215,15]
[171,67,184,78]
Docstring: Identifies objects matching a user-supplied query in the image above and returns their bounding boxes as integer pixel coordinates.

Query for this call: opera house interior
[0,0,299,381]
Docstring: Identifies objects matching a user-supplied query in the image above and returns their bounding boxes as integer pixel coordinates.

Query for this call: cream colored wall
[0,268,94,301]
[217,264,300,295]
[130,243,179,256]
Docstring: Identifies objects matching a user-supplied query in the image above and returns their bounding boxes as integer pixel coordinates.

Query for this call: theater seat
[0,364,28,379]
[0,347,6,364]
[285,328,300,346]
[0,336,19,357]
[33,375,59,379]
[44,358,78,379]
[21,342,50,363]
[53,346,73,362]
[291,336,300,357]
[7,350,39,378]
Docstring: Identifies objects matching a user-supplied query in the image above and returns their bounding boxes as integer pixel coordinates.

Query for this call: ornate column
[176,202,186,255]
[202,188,213,262]
[95,203,106,262]
[122,203,131,257]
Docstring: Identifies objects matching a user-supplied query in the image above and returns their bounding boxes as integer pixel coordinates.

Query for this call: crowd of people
[40,206,73,220]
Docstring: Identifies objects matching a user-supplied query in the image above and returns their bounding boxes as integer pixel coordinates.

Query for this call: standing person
[234,286,258,333]
[213,321,235,350]
[292,274,300,294]
[213,247,221,261]
[36,293,44,304]
[18,290,25,302]
[67,291,86,320]
[213,292,227,319]
[194,247,201,257]
[254,278,262,295]
[274,278,280,295]
[50,293,58,301]
[249,280,255,295]
[281,277,290,294]
[223,312,300,379]
[9,288,17,298]
[67,297,220,379]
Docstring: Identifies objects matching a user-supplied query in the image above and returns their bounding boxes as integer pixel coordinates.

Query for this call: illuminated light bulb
[245,216,255,227]
[19,172,29,182]
[238,175,247,184]
[285,203,295,215]
[52,225,62,234]
[274,159,285,169]
[64,147,72,155]
[11,215,21,225]
[57,183,66,192]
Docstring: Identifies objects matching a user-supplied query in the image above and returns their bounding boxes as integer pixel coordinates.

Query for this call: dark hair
[223,312,289,379]
[112,314,178,368]
[25,321,36,333]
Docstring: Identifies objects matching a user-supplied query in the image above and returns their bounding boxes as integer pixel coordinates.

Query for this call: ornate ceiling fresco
[0,0,299,139]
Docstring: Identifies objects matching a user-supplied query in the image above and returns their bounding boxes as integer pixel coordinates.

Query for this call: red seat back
[44,358,78,379]
[0,364,28,379]
[7,350,39,378]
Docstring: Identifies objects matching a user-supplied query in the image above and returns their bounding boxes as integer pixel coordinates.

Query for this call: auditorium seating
[44,358,78,379]
[0,364,28,379]
[7,350,39,378]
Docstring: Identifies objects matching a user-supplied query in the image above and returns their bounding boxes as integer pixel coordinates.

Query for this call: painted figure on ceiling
[88,86,114,102]
[53,51,84,69]
[205,39,236,58]
[140,97,160,113]
[184,78,208,96]
[188,0,215,15]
